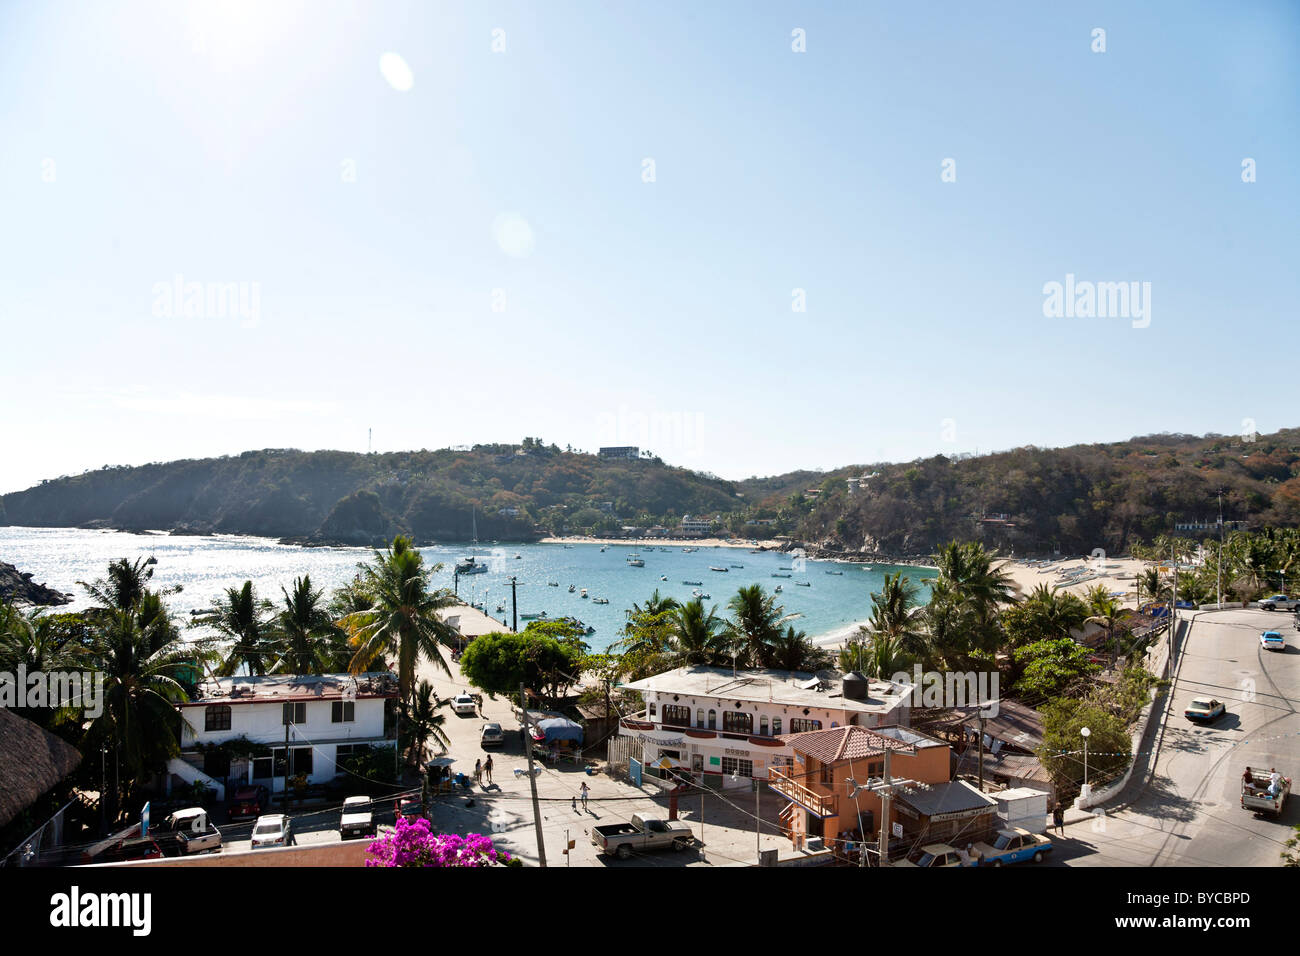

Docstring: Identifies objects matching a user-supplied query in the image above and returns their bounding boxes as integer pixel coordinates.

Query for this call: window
[649,701,657,718]
[204,705,231,732]
[771,755,793,774]
[723,711,753,734]
[771,717,782,735]
[696,709,705,727]
[707,709,716,729]
[282,702,306,725]
[252,756,273,779]
[721,757,754,778]
[790,718,821,733]
[820,762,834,786]
[662,704,691,727]
[271,746,313,777]
[759,716,769,736]
[331,701,355,723]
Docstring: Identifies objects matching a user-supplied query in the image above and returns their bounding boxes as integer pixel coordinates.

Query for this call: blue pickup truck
[971,827,1054,866]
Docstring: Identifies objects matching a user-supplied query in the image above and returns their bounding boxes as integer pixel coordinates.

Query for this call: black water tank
[842,671,869,701]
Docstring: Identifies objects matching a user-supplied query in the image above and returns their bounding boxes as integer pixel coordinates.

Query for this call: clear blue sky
[1,0,1296,494]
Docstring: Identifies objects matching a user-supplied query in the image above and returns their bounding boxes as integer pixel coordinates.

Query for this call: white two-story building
[617,667,914,790]
[172,673,398,795]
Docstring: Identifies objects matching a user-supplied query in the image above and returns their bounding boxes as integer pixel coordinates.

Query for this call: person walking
[474,758,482,784]
[580,781,590,810]
[1052,801,1065,835]
[484,755,493,785]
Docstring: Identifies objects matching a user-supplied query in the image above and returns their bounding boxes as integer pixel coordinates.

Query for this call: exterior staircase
[166,757,226,802]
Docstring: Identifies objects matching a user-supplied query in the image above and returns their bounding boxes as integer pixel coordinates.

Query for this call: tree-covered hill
[1,442,742,545]
[5,429,1300,552]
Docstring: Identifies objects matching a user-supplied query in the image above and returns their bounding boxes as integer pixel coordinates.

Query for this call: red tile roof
[778,725,913,763]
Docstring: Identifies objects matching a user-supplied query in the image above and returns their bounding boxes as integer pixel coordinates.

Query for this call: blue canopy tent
[533,717,584,745]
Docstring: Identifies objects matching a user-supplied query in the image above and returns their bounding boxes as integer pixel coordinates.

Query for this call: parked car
[591,814,694,859]
[339,796,376,840]
[1261,630,1286,651]
[1185,697,1226,722]
[249,814,294,850]
[1259,595,1297,611]
[228,784,269,821]
[394,796,425,821]
[98,837,163,863]
[452,693,477,715]
[895,843,976,867]
[970,828,1053,866]
[160,807,222,854]
[480,722,505,747]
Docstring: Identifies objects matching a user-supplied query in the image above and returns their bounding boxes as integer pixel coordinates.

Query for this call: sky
[1,0,1297,494]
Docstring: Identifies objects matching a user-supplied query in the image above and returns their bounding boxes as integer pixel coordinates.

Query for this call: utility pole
[1217,490,1224,608]
[878,749,893,867]
[521,683,548,867]
[977,716,985,792]
[282,717,291,811]
[1170,544,1179,669]
[511,576,518,633]
[755,777,761,862]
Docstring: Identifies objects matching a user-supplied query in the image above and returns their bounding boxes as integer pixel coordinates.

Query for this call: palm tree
[272,575,347,674]
[0,605,82,725]
[626,590,680,620]
[1136,567,1165,607]
[929,541,1016,655]
[725,584,801,669]
[668,599,726,667]
[343,536,459,701]
[82,607,194,821]
[78,556,180,614]
[868,572,929,660]
[839,631,910,679]
[1084,584,1125,668]
[205,581,276,677]
[400,680,451,762]
[767,625,833,672]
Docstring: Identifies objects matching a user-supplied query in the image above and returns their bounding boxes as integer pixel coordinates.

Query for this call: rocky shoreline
[0,561,72,606]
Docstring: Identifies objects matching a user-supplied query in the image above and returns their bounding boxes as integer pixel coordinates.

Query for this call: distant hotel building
[598,446,640,460]
[680,514,715,535]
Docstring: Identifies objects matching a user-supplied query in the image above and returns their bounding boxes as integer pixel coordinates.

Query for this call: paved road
[1065,608,1300,867]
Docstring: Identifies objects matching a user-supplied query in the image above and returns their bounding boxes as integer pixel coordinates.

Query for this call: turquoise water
[0,528,935,651]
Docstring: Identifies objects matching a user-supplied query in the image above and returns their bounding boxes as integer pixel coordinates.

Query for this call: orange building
[769,725,952,850]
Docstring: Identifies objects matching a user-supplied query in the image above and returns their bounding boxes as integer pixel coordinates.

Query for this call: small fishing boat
[627,554,645,567]
[730,564,744,569]
[568,584,576,593]
[580,589,588,599]
[825,570,843,575]
[547,581,559,587]
[592,597,609,605]
[795,581,811,587]
[771,573,791,578]
[520,611,548,620]
[682,579,703,586]
[660,575,668,581]
[774,585,783,593]
[709,566,728,572]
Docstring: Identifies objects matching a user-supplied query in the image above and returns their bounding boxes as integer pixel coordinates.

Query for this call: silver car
[250,814,294,849]
[480,722,504,747]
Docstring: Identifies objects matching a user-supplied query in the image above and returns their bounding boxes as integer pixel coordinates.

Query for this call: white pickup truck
[339,796,376,840]
[591,814,694,859]
[1241,767,1290,815]
[161,808,222,855]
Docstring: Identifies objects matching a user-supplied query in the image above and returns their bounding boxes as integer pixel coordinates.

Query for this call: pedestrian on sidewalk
[580,781,590,810]
[1052,801,1065,835]
[484,755,493,785]
[475,758,482,784]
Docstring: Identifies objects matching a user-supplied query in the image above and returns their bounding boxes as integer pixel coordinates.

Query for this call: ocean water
[0,527,935,652]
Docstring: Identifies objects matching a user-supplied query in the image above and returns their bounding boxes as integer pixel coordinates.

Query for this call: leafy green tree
[839,631,910,678]
[1013,638,1099,699]
[1001,584,1088,649]
[1039,699,1131,797]
[867,572,929,661]
[458,631,583,707]
[766,625,833,672]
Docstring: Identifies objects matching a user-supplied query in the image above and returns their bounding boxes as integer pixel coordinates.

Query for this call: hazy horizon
[2,1,1296,495]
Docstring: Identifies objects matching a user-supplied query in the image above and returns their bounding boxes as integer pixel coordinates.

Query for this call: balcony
[768,767,835,818]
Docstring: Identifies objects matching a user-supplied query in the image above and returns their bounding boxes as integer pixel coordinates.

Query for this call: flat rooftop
[622,666,913,714]
[180,672,398,707]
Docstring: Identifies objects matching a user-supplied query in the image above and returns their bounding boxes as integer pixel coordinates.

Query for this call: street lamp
[1080,726,1092,800]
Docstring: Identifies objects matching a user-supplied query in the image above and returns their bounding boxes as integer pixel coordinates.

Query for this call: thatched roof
[0,708,83,828]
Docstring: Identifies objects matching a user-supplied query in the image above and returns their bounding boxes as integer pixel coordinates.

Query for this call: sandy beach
[996,556,1150,609]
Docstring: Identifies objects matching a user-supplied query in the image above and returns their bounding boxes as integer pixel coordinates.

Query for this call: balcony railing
[768,767,835,818]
